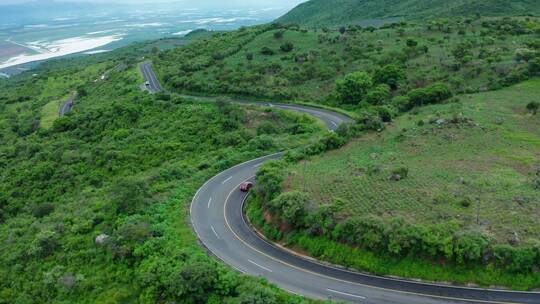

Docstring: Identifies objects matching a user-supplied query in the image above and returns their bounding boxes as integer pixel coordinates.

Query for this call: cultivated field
[286,79,540,244]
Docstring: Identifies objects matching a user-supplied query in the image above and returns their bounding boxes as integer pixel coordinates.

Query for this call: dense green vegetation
[248,79,540,289]
[3,1,540,300]
[0,41,326,303]
[277,0,540,27]
[156,16,540,105]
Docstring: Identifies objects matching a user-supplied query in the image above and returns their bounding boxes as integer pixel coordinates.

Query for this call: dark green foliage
[256,161,286,203]
[0,51,322,303]
[374,64,406,90]
[527,101,539,115]
[260,46,275,55]
[366,84,391,105]
[110,178,151,215]
[336,72,373,104]
[407,83,452,108]
[270,191,309,226]
[280,41,294,53]
[406,39,418,48]
[32,203,55,218]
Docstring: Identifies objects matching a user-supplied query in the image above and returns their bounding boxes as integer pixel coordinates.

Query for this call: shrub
[391,95,410,112]
[528,58,540,75]
[33,203,55,218]
[273,31,284,39]
[366,84,391,105]
[407,83,452,108]
[256,161,285,202]
[376,105,396,122]
[357,109,384,131]
[245,53,254,61]
[336,72,373,104]
[391,166,409,178]
[453,231,490,264]
[406,39,418,47]
[110,178,150,215]
[460,197,472,208]
[280,41,294,53]
[270,191,309,227]
[260,47,274,55]
[257,121,279,135]
[526,101,539,115]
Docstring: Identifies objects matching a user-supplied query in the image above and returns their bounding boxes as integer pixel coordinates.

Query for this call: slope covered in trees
[156,17,539,105]
[277,0,540,27]
[0,43,325,303]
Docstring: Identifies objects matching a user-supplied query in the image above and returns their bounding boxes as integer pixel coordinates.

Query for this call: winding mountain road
[142,63,540,304]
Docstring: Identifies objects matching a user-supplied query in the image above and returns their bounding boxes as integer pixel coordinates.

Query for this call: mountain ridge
[277,0,540,26]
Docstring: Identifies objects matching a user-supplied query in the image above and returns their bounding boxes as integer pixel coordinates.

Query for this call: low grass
[40,96,68,129]
[287,79,540,245]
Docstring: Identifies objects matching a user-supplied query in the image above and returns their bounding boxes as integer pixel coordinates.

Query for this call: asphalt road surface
[59,93,76,117]
[140,61,163,93]
[190,105,540,304]
[141,62,539,303]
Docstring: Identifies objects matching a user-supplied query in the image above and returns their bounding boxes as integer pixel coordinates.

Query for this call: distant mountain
[277,0,540,26]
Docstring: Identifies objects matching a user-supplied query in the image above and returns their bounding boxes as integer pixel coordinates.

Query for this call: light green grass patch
[39,97,65,129]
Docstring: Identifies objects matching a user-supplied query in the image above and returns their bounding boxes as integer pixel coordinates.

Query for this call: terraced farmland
[286,79,540,244]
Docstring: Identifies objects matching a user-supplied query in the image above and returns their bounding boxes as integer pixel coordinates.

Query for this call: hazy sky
[0,0,305,7]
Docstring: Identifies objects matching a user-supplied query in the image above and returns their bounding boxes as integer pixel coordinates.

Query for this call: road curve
[133,62,538,304]
[190,104,540,304]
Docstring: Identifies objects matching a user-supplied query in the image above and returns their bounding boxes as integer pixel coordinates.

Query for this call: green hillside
[0,43,324,303]
[249,79,540,289]
[277,0,540,26]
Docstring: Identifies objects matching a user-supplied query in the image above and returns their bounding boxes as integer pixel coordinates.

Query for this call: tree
[452,42,473,65]
[374,64,406,90]
[336,72,373,104]
[339,26,346,35]
[245,53,254,61]
[270,191,309,227]
[527,101,539,115]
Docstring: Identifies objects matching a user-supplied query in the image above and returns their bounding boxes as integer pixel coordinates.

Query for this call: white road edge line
[330,121,338,128]
[326,288,367,299]
[248,260,273,272]
[253,163,263,168]
[210,225,219,239]
[222,176,233,184]
[207,197,212,208]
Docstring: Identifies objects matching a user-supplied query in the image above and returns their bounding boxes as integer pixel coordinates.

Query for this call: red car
[239,182,253,192]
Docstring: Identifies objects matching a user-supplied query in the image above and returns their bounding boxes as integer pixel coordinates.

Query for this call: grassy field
[286,79,540,244]
[39,96,64,129]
